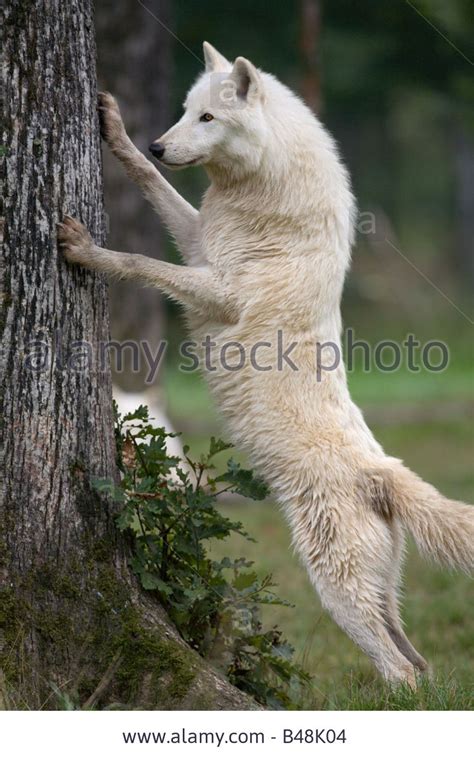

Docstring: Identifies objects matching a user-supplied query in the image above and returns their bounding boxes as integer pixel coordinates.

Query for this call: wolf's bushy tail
[371,461,474,574]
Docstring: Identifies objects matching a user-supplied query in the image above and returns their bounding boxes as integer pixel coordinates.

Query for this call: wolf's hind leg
[382,592,428,673]
[382,522,428,672]
[299,508,417,686]
[315,575,418,686]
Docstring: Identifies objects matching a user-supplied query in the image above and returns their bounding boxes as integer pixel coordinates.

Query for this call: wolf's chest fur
[186,210,353,493]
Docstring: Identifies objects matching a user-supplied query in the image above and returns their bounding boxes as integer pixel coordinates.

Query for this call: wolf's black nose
[149,141,165,159]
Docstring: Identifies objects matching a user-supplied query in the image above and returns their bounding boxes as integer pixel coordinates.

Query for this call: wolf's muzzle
[149,142,165,159]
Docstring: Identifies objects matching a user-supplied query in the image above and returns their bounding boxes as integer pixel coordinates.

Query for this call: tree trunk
[0,0,257,711]
[299,0,322,114]
[452,122,474,287]
[96,0,170,391]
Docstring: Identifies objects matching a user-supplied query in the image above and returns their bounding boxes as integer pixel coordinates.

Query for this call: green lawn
[163,348,474,709]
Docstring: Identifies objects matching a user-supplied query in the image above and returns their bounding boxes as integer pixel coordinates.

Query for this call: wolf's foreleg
[98,92,202,265]
[58,217,236,322]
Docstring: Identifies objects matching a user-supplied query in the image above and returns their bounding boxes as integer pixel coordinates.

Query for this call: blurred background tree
[96,0,171,391]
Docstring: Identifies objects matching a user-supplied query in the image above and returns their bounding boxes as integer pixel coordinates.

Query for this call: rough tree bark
[0,0,257,710]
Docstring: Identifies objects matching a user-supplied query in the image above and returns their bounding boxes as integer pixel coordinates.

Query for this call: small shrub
[94,404,310,709]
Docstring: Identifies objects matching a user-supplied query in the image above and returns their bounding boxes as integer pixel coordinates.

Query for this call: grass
[313,678,473,710]
[162,344,474,709]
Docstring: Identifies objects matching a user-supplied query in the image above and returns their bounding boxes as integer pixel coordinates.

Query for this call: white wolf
[59,42,473,687]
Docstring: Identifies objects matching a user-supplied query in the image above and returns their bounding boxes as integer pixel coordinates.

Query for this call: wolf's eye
[200,113,214,122]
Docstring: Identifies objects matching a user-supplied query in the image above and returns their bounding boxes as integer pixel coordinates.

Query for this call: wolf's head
[149,42,268,175]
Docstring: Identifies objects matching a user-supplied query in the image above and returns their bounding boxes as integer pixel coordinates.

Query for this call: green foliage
[93,404,310,709]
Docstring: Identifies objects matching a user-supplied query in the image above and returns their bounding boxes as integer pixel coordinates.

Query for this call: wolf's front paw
[98,92,126,147]
[57,216,95,266]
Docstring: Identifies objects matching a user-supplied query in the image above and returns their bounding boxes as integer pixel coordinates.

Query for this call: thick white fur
[58,42,474,687]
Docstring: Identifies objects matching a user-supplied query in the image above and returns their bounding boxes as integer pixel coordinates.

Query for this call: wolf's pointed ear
[203,41,231,72]
[231,57,262,103]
